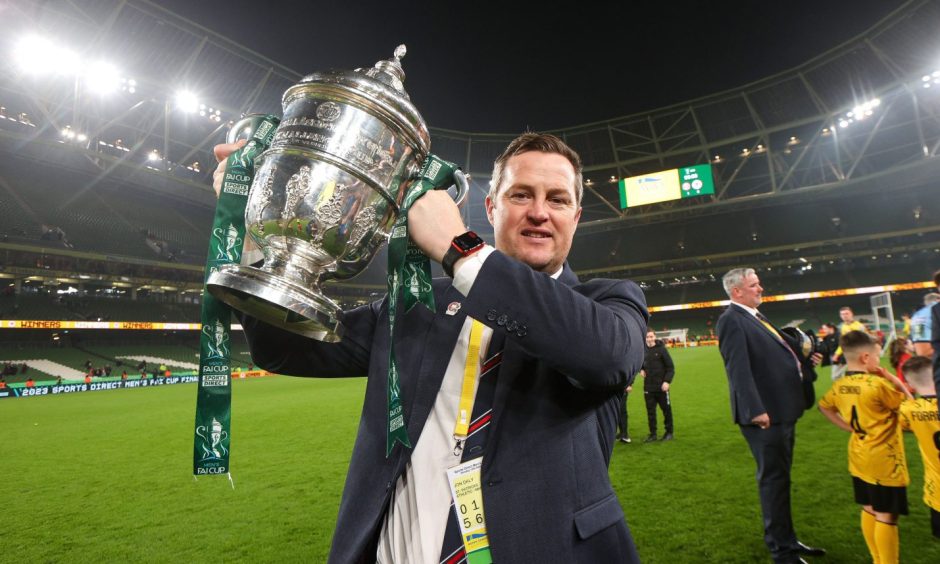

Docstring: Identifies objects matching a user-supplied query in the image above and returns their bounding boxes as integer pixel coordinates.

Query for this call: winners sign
[618,164,714,209]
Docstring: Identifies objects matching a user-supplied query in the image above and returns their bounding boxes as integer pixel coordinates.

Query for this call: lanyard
[453,319,485,456]
[193,114,279,482]
[385,155,462,457]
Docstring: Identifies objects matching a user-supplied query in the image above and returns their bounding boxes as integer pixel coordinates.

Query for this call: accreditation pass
[446,458,492,563]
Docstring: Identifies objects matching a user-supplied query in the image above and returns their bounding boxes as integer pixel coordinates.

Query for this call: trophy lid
[285,45,430,154]
[360,44,408,96]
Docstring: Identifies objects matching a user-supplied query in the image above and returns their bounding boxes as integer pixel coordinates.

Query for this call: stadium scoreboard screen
[618,164,715,208]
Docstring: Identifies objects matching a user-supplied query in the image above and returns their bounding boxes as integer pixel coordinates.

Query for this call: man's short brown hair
[489,132,583,205]
[902,355,933,388]
[840,330,876,356]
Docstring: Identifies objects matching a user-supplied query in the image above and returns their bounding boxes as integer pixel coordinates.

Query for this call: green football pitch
[3,347,938,563]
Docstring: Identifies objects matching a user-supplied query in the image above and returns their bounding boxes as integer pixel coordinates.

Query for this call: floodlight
[148,150,161,162]
[175,90,199,113]
[14,35,77,75]
[76,133,87,142]
[14,36,54,73]
[84,61,120,95]
[121,78,137,94]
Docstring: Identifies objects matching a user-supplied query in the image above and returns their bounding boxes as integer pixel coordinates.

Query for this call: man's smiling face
[485,151,582,274]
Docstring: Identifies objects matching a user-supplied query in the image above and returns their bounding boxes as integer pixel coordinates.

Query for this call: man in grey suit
[717,268,825,564]
[215,133,649,563]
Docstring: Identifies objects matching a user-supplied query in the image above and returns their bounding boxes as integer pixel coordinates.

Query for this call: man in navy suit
[717,268,825,564]
[215,133,649,563]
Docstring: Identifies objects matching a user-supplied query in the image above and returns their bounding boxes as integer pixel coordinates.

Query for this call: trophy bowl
[207,46,466,342]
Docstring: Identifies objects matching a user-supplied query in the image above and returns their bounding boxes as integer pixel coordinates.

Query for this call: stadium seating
[0,339,253,384]
[0,293,82,320]
[0,147,213,264]
[60,296,200,322]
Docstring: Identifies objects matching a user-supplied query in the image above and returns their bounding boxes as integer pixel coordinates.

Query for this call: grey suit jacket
[716,304,805,426]
[241,251,649,563]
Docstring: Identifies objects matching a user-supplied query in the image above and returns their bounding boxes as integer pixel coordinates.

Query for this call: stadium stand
[0,149,211,263]
[0,0,938,388]
[0,293,81,320]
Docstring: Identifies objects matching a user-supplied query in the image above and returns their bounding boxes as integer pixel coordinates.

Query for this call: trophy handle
[431,167,469,207]
[449,169,469,206]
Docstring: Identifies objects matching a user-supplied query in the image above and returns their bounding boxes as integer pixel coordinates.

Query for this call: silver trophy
[207,46,467,342]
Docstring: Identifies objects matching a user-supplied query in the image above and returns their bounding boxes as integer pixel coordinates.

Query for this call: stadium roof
[1,0,939,299]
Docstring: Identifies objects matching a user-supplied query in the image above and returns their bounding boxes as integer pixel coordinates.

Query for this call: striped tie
[438,334,504,564]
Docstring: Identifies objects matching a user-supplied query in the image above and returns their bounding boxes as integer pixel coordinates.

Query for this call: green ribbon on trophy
[193,114,279,481]
[385,155,463,456]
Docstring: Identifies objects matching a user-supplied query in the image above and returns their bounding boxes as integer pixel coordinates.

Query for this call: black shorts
[853,477,908,515]
[931,508,940,538]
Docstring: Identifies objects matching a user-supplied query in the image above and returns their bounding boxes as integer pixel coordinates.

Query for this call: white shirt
[377,247,562,563]
[732,301,760,318]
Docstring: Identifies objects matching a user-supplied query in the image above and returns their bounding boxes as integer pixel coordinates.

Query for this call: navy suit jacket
[716,304,805,426]
[241,251,649,563]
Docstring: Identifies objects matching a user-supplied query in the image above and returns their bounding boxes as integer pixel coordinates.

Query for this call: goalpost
[869,292,897,355]
[655,328,689,348]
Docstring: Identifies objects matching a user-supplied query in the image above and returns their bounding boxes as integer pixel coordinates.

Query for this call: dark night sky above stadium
[158,0,905,132]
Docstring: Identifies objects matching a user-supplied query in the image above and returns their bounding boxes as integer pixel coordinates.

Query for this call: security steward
[640,330,675,442]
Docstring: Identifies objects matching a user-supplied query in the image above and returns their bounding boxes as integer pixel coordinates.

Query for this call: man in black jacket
[640,330,675,442]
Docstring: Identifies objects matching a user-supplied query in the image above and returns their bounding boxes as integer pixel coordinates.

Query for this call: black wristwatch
[442,230,485,278]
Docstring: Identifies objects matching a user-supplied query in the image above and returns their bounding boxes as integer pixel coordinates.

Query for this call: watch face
[453,231,484,253]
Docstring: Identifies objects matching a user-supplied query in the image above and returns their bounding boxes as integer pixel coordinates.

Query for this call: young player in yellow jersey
[898,355,940,538]
[818,330,914,564]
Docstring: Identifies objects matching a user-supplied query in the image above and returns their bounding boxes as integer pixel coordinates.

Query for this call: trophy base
[206,264,344,342]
